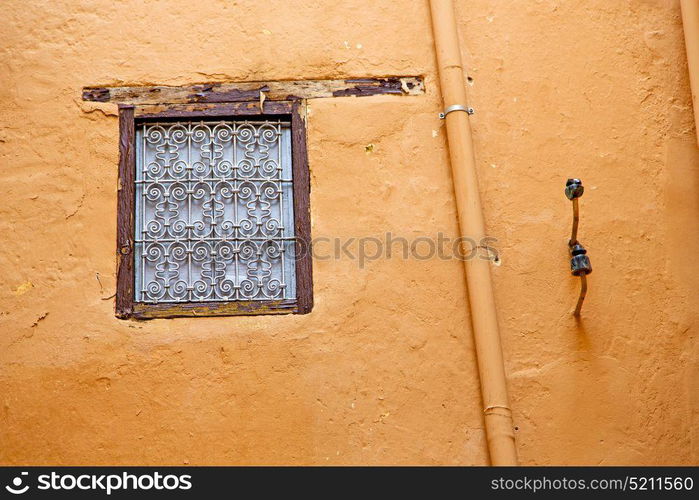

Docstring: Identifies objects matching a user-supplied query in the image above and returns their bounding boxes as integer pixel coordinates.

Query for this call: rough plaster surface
[0,0,696,465]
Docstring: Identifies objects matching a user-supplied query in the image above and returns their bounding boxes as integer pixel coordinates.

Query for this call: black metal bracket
[565,179,591,316]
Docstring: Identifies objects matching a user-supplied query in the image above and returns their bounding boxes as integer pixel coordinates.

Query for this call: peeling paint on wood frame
[82,77,424,105]
[134,101,294,119]
[132,299,299,320]
[115,105,136,319]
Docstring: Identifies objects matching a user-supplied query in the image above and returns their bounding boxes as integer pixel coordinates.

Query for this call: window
[115,101,312,319]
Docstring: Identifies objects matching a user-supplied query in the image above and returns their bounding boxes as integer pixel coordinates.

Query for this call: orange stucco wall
[1,0,697,465]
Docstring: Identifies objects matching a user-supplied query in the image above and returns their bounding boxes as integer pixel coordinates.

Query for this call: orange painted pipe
[428,0,518,465]
[681,0,699,145]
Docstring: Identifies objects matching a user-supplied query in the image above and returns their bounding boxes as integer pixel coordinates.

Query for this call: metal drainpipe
[681,0,699,145]
[428,0,518,465]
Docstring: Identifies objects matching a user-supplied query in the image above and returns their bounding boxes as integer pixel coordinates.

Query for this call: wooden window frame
[115,100,312,319]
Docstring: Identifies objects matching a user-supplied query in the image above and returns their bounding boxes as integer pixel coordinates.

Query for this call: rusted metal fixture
[565,179,591,316]
[565,178,583,245]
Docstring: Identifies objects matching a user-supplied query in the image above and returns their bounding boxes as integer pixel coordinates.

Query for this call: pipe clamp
[439,104,474,119]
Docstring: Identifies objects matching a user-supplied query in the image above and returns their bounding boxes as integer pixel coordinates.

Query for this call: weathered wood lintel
[83,76,424,105]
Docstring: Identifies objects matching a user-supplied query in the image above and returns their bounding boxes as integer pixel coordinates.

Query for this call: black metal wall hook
[565,179,591,316]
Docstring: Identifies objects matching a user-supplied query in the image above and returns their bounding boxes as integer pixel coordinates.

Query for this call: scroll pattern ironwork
[134,120,296,303]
